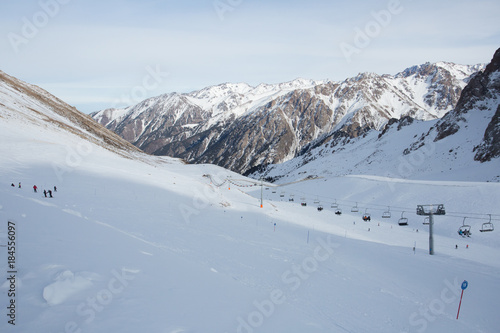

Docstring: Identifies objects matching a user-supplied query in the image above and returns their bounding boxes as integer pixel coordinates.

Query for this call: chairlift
[331,200,339,209]
[351,202,359,213]
[480,214,494,232]
[398,211,408,226]
[289,195,294,202]
[335,209,342,215]
[423,217,430,225]
[314,197,320,204]
[317,205,323,212]
[280,191,285,198]
[362,208,371,222]
[458,217,471,237]
[382,206,391,218]
[301,197,307,207]
[272,190,276,194]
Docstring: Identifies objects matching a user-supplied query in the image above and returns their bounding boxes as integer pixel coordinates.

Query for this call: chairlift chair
[289,195,294,202]
[382,206,391,218]
[480,214,494,232]
[398,211,408,226]
[331,200,339,209]
[423,217,430,225]
[351,202,359,213]
[458,217,471,237]
[314,197,320,204]
[458,225,471,237]
[317,205,323,212]
[362,208,371,222]
[280,191,285,198]
[301,197,307,207]
[335,209,342,215]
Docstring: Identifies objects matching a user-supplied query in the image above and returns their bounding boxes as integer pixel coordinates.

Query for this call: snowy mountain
[92,62,483,174]
[1,68,500,333]
[252,49,500,183]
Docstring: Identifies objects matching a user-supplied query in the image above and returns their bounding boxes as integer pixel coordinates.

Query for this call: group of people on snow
[11,182,57,198]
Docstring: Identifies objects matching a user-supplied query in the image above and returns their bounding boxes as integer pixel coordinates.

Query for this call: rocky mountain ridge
[254,49,500,182]
[92,61,484,174]
[0,70,142,158]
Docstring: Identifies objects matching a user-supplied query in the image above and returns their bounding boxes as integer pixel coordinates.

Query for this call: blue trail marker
[456,280,468,319]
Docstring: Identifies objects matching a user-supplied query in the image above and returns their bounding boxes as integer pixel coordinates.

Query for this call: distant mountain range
[91,61,485,175]
[2,48,498,183]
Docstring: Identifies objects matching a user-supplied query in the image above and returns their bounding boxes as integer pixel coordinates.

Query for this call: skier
[33,185,38,193]
[455,244,458,249]
[43,190,47,197]
[48,190,53,198]
[54,185,57,192]
[11,183,15,187]
[18,182,21,188]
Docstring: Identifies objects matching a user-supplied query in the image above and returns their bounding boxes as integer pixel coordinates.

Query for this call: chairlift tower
[260,178,263,208]
[417,204,445,255]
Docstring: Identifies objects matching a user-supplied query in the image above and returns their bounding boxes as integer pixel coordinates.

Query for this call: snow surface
[1,92,500,332]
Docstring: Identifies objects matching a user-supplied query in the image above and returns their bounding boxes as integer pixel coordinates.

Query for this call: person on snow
[54,186,57,192]
[18,182,21,188]
[48,190,53,198]
[43,190,47,198]
[33,185,37,193]
[11,183,15,187]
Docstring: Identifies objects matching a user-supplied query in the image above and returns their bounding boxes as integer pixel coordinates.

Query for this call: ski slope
[1,113,499,333]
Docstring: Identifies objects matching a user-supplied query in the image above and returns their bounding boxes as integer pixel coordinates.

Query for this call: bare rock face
[474,103,500,162]
[92,62,483,174]
[433,48,500,162]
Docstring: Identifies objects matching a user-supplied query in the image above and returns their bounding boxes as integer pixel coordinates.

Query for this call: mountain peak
[92,60,485,174]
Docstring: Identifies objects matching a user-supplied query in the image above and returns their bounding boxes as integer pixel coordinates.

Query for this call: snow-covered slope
[92,63,483,174]
[1,70,500,333]
[0,71,141,158]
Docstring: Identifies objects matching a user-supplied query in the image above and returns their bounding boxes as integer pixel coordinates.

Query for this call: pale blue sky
[1,0,499,113]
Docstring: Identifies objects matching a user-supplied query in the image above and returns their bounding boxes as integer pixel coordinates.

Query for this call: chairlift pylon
[480,214,494,232]
[398,211,408,226]
[382,206,391,218]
